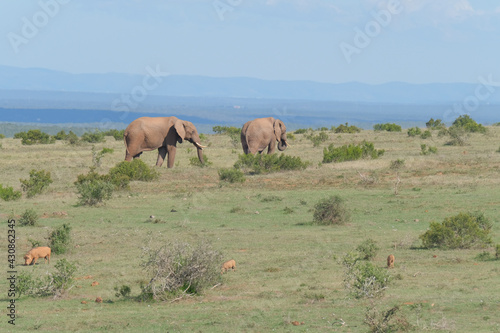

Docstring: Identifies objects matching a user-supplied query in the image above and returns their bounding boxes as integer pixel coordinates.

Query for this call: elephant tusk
[285,140,291,148]
[194,142,207,149]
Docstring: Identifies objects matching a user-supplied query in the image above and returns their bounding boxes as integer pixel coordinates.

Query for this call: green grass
[1,128,500,332]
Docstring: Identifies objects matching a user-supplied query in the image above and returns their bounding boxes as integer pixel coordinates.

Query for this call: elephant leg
[125,150,133,161]
[267,141,276,154]
[166,145,176,168]
[156,147,167,167]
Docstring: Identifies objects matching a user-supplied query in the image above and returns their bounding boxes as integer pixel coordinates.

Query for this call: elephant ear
[273,119,283,142]
[174,119,186,143]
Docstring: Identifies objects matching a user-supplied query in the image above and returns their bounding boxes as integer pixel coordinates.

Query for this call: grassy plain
[1,127,500,332]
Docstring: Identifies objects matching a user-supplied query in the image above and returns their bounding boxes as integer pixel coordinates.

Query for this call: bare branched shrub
[140,239,222,301]
[364,304,412,333]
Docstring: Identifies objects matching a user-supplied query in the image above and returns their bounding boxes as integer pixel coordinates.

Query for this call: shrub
[312,195,350,225]
[389,159,405,170]
[66,131,79,145]
[49,224,72,255]
[343,258,391,298]
[334,123,361,133]
[92,146,114,167]
[114,285,132,298]
[102,129,125,141]
[373,123,401,132]
[234,153,310,174]
[419,212,492,249]
[108,159,159,185]
[218,168,246,183]
[80,130,105,143]
[426,118,445,130]
[356,239,380,260]
[496,244,500,259]
[0,133,5,139]
[445,126,469,146]
[294,128,308,134]
[407,127,422,137]
[212,126,240,147]
[19,208,39,227]
[189,155,212,168]
[16,259,77,298]
[75,170,114,206]
[307,131,329,147]
[420,130,432,139]
[14,129,55,145]
[139,239,222,301]
[323,141,384,163]
[0,184,21,201]
[420,144,437,155]
[451,115,486,133]
[20,169,53,198]
[53,130,68,140]
[364,305,412,333]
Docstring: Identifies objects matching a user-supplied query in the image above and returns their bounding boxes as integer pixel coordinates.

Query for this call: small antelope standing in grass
[221,259,236,274]
[387,254,395,269]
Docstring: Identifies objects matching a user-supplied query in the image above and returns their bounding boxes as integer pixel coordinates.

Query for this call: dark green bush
[140,240,222,301]
[75,168,114,205]
[14,129,55,145]
[426,118,445,130]
[0,133,5,139]
[407,127,422,137]
[294,128,308,134]
[81,130,105,143]
[333,123,361,134]
[419,212,492,249]
[420,130,432,139]
[234,153,310,174]
[356,239,380,260]
[218,168,246,183]
[342,258,391,299]
[53,130,68,140]
[373,123,402,132]
[19,208,39,227]
[0,184,21,201]
[102,129,125,141]
[420,144,437,155]
[451,115,486,133]
[49,224,72,255]
[307,131,329,147]
[109,159,159,182]
[20,169,53,198]
[114,285,132,298]
[189,155,212,168]
[312,195,350,225]
[323,141,384,163]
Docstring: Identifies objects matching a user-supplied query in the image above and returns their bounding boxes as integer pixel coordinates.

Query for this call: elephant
[241,117,289,154]
[124,116,205,168]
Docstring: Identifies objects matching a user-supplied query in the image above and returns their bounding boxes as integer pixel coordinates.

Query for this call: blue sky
[0,0,499,84]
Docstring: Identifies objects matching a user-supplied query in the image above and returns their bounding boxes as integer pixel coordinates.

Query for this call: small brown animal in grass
[221,259,236,274]
[24,247,51,265]
[387,254,395,268]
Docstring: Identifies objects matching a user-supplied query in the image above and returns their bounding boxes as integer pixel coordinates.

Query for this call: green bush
[420,144,437,155]
[49,224,72,255]
[53,130,68,140]
[75,170,114,206]
[323,141,384,163]
[364,305,412,333]
[342,258,391,299]
[294,128,308,134]
[234,153,310,174]
[312,195,350,225]
[92,146,114,167]
[496,244,500,259]
[407,127,422,137]
[189,155,212,168]
[218,168,246,183]
[20,169,53,198]
[16,259,77,298]
[139,240,222,301]
[419,212,492,249]
[102,129,125,141]
[307,131,329,147]
[114,285,132,298]
[333,123,361,133]
[19,208,39,227]
[373,123,402,132]
[14,129,55,145]
[80,130,105,143]
[108,159,159,186]
[420,130,432,139]
[21,170,52,195]
[451,115,486,133]
[389,159,405,170]
[426,118,445,130]
[356,239,380,260]
[0,133,5,139]
[66,131,79,145]
[445,126,469,146]
[0,184,21,201]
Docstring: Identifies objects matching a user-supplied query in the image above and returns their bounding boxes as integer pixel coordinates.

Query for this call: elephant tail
[123,130,131,155]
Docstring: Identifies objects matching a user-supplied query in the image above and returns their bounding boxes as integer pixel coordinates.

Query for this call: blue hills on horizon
[0,65,498,129]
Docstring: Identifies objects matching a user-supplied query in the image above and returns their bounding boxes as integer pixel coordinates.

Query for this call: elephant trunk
[277,139,288,151]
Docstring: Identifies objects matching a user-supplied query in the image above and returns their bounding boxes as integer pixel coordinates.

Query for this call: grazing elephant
[241,117,289,154]
[124,116,205,168]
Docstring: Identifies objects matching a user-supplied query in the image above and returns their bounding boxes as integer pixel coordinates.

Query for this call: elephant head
[174,119,205,165]
[273,119,288,151]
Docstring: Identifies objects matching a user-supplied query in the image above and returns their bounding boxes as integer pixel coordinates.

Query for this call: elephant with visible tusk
[241,117,290,154]
[124,116,206,168]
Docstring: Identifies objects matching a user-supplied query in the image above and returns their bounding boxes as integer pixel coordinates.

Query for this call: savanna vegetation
[1,120,499,332]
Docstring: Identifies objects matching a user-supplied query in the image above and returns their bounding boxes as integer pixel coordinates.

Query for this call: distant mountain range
[0,65,498,132]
